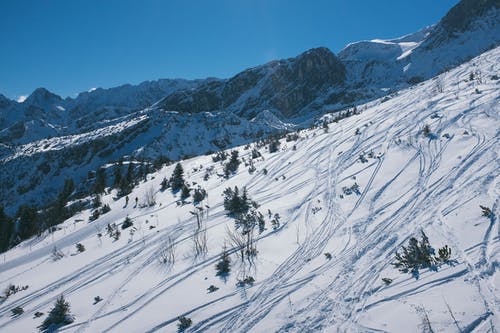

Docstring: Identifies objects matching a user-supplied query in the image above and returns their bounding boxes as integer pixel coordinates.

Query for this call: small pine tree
[215,246,231,276]
[422,124,431,137]
[160,177,169,191]
[75,243,85,253]
[92,194,102,209]
[251,148,261,159]
[435,245,451,263]
[177,316,192,332]
[192,187,206,204]
[271,213,281,230]
[180,184,191,201]
[39,295,74,332]
[269,139,280,153]
[170,163,185,192]
[93,167,106,194]
[480,205,493,218]
[392,231,438,273]
[224,150,241,177]
[121,216,133,230]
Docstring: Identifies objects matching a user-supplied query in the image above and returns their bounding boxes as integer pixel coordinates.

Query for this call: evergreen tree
[113,162,122,188]
[222,186,253,216]
[180,184,191,201]
[269,138,280,153]
[59,179,74,202]
[170,163,185,192]
[126,162,134,185]
[93,167,106,194]
[160,177,169,191]
[17,205,38,240]
[39,295,74,332]
[192,187,207,203]
[0,207,14,253]
[121,216,134,229]
[177,316,192,332]
[224,150,240,177]
[215,246,231,276]
[392,231,438,274]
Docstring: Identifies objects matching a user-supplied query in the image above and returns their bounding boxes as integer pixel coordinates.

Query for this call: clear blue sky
[0,0,459,100]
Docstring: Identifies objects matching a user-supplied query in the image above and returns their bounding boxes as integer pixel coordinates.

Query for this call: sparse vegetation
[224,150,241,177]
[177,316,192,332]
[121,216,134,229]
[11,306,24,317]
[51,246,64,261]
[392,231,452,274]
[170,163,185,192]
[480,205,494,219]
[75,243,85,253]
[39,295,74,332]
[215,245,231,276]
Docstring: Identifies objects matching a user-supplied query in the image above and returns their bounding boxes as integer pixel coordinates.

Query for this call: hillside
[1,0,499,215]
[0,43,498,332]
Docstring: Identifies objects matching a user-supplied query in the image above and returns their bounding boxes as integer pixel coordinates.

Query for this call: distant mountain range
[1,0,498,213]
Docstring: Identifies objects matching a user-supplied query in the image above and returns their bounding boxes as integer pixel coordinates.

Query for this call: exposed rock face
[440,0,500,34]
[159,47,346,118]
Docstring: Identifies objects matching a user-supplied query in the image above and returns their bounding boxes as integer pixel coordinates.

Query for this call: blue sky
[0,0,459,100]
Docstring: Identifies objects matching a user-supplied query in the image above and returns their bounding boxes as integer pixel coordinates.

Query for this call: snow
[0,45,498,332]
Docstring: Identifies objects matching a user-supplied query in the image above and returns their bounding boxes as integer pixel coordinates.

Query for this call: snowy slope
[0,44,498,332]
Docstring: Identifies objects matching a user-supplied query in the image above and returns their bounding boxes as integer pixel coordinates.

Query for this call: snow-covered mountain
[0,79,204,144]
[0,41,498,332]
[0,0,499,214]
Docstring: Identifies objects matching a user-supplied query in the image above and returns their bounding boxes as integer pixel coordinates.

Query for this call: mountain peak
[25,87,62,106]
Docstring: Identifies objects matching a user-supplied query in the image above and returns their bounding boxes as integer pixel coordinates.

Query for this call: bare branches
[159,236,176,265]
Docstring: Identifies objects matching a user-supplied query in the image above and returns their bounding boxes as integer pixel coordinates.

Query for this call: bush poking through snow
[192,187,207,204]
[180,184,191,201]
[392,231,433,273]
[1,284,29,302]
[159,237,176,265]
[160,177,169,191]
[271,213,281,230]
[435,245,452,263]
[236,276,255,287]
[268,139,280,153]
[207,285,219,293]
[34,311,44,318]
[101,204,111,214]
[480,205,494,219]
[11,306,23,317]
[224,150,241,177]
[39,295,74,332]
[75,243,85,253]
[392,231,452,274]
[215,246,231,276]
[422,124,431,137]
[121,216,133,229]
[382,278,393,285]
[106,223,121,241]
[51,246,64,261]
[177,316,192,332]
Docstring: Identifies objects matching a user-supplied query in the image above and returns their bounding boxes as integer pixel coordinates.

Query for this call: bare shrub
[159,237,176,265]
[144,186,156,207]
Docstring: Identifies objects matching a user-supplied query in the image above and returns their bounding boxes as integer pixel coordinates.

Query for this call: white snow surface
[0,46,499,332]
